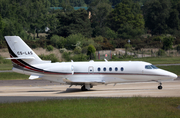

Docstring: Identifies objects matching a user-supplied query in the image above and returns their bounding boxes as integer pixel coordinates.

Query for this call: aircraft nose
[159,69,178,80]
[167,71,178,79]
[170,73,178,79]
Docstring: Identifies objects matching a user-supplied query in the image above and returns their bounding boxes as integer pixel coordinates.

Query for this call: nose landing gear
[158,82,163,90]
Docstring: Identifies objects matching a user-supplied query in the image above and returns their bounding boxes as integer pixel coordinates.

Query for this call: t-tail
[4,36,51,74]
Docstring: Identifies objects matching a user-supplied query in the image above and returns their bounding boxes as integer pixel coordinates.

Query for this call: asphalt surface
[0,79,180,103]
[0,77,179,87]
[0,79,60,86]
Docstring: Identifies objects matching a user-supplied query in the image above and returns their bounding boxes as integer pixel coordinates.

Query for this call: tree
[162,36,174,50]
[0,0,50,39]
[60,0,74,12]
[87,44,96,60]
[167,9,179,30]
[56,9,92,37]
[28,0,50,39]
[69,0,86,7]
[89,0,112,37]
[84,0,93,5]
[0,14,4,41]
[107,0,145,39]
[143,0,171,34]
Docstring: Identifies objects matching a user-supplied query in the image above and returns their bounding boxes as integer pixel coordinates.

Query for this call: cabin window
[109,67,112,71]
[121,67,124,71]
[103,67,106,71]
[115,67,118,71]
[97,67,101,71]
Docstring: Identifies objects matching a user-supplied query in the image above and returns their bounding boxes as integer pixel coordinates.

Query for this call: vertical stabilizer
[4,36,50,65]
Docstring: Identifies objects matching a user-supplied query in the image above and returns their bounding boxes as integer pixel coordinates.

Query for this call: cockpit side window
[151,65,158,69]
[145,65,158,69]
[145,65,152,69]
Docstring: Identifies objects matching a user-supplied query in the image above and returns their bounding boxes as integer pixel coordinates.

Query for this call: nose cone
[169,72,178,79]
[158,69,178,80]
[163,70,178,80]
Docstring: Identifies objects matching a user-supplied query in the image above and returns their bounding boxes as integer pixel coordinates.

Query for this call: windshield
[145,65,158,69]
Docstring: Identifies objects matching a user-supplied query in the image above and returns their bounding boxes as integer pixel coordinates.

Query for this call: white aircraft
[4,36,178,91]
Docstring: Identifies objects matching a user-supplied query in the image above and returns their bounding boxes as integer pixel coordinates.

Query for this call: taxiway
[0,79,180,103]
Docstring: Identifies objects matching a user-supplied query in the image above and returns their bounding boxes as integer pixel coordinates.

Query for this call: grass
[158,65,180,76]
[0,72,29,80]
[0,98,180,118]
[0,64,12,70]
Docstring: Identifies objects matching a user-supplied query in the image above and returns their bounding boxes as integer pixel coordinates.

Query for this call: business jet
[4,36,178,91]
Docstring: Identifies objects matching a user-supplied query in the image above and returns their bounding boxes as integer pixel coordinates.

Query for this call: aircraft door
[88,66,94,74]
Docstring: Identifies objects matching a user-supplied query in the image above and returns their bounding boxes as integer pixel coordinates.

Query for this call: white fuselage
[13,61,177,85]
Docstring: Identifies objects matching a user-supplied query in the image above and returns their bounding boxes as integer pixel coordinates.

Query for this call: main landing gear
[81,85,93,91]
[158,82,163,90]
[81,85,87,91]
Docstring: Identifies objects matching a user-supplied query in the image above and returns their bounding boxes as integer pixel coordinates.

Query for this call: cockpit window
[145,65,152,69]
[151,65,158,69]
[145,65,158,69]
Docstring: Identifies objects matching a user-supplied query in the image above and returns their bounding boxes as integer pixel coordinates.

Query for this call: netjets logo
[17,51,33,55]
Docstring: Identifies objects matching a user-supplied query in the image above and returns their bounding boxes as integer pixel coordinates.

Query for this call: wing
[63,78,105,85]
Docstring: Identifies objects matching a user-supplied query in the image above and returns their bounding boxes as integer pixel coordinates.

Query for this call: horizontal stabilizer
[6,57,35,60]
[29,75,41,80]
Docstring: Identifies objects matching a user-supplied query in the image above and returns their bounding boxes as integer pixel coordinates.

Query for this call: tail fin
[4,36,51,65]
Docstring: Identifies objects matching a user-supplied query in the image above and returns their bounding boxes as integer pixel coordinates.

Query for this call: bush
[46,45,54,51]
[82,46,88,54]
[62,52,71,61]
[50,35,66,48]
[59,48,67,53]
[50,35,60,48]
[162,36,174,50]
[176,44,180,53]
[157,49,166,56]
[65,33,85,49]
[87,44,96,60]
[93,36,103,43]
[153,35,164,41]
[39,54,59,62]
[71,54,88,61]
[101,38,115,50]
[124,44,132,49]
[73,46,82,54]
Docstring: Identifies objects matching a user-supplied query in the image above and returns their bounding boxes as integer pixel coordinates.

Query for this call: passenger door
[88,66,94,74]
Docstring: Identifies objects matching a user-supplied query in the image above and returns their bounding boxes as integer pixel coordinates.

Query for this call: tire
[81,85,87,91]
[158,86,162,90]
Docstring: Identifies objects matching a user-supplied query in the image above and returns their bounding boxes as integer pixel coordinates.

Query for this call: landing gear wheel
[81,85,87,91]
[158,86,162,90]
[158,82,163,90]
